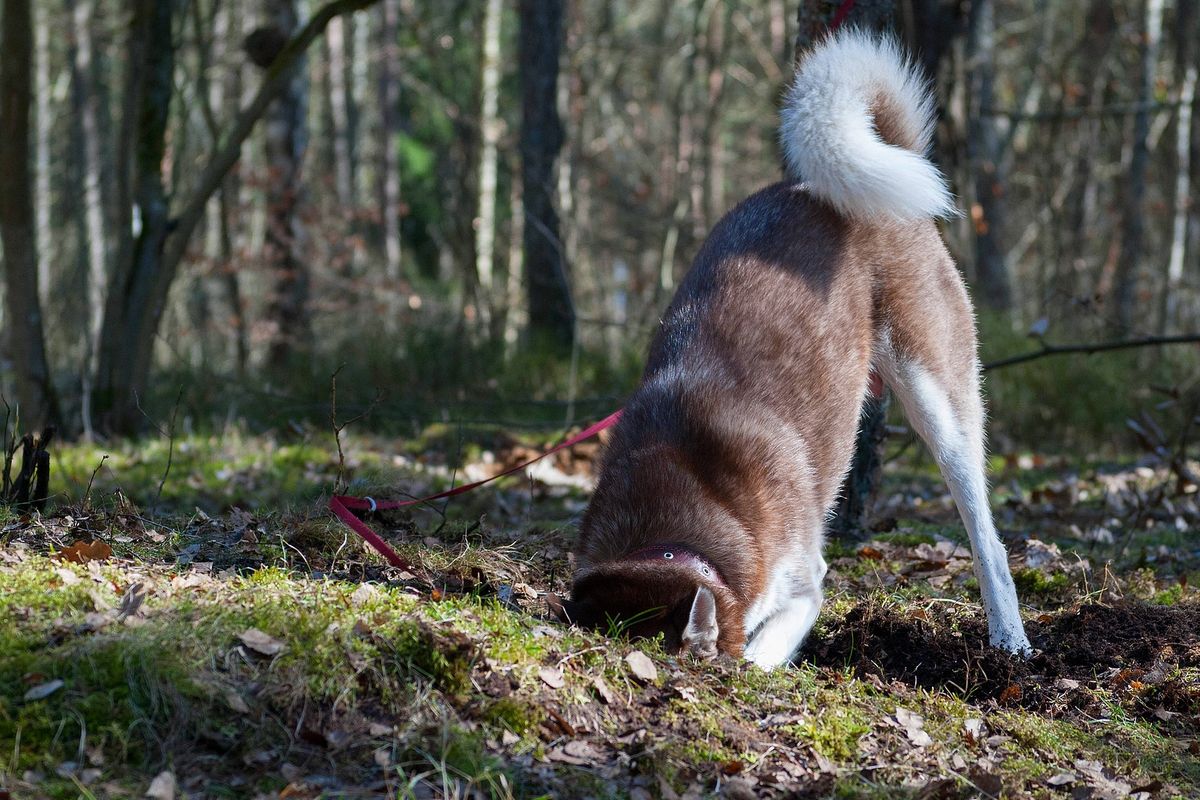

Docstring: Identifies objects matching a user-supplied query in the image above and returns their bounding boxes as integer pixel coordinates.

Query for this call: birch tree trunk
[0,0,60,427]
[476,0,504,319]
[1113,0,1164,334]
[1163,0,1197,330]
[519,0,574,349]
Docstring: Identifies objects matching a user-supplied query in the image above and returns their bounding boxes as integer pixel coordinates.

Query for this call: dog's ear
[681,586,719,658]
[547,592,602,628]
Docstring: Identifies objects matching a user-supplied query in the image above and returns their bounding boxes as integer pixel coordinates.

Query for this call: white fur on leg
[743,594,822,669]
[880,360,1032,655]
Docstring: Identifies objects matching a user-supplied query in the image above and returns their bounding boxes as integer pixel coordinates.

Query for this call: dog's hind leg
[875,261,1031,655]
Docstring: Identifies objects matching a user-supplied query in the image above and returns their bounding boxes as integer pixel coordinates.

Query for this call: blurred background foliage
[0,0,1197,452]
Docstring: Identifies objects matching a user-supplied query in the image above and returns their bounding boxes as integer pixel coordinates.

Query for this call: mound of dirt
[801,601,1200,722]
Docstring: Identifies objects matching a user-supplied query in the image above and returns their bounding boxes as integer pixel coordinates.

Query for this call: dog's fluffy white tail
[780,30,956,220]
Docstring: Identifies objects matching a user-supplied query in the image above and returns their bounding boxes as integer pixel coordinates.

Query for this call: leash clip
[365,496,378,514]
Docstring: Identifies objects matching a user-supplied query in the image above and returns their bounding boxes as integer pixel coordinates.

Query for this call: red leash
[329,411,623,569]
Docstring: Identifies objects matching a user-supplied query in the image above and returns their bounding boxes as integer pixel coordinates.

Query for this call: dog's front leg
[742,591,822,669]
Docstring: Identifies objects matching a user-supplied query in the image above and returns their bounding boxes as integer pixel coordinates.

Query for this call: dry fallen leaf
[238,628,285,656]
[1046,773,1076,786]
[894,707,933,747]
[625,650,658,683]
[538,665,565,689]
[23,679,64,702]
[350,583,377,606]
[1074,759,1134,800]
[998,683,1023,704]
[145,770,176,800]
[592,676,617,704]
[58,540,112,565]
[54,567,80,586]
[223,689,250,714]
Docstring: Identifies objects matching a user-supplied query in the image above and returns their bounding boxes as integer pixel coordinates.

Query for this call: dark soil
[801,601,1200,724]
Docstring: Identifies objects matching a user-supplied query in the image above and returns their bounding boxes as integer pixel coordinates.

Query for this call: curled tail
[780,30,956,220]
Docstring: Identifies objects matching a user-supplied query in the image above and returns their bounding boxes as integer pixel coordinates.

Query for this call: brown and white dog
[557,30,1032,668]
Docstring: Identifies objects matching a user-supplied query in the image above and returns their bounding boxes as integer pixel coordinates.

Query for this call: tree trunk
[1162,0,1197,331]
[1112,0,1164,334]
[1064,0,1116,304]
[67,0,112,437]
[91,0,378,434]
[518,0,574,349]
[476,0,504,317]
[0,0,60,427]
[377,0,403,314]
[33,0,52,311]
[93,0,175,435]
[261,0,311,370]
[196,0,250,375]
[374,0,403,311]
[326,14,355,207]
[795,0,965,540]
[965,0,1013,312]
[795,1,896,541]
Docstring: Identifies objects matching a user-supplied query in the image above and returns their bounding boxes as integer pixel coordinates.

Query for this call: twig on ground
[329,364,383,495]
[134,387,184,509]
[84,455,109,510]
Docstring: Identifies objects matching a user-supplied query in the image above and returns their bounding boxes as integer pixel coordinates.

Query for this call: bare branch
[156,0,381,312]
[983,335,1200,371]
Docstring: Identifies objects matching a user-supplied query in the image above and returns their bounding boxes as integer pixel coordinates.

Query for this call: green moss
[1011,567,1071,597]
[1152,584,1185,606]
[785,707,870,761]
[483,697,544,735]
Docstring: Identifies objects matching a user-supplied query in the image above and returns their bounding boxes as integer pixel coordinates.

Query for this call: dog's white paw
[742,639,791,670]
[989,625,1032,658]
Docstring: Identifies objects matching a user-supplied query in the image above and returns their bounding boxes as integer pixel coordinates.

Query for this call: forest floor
[1,422,1198,799]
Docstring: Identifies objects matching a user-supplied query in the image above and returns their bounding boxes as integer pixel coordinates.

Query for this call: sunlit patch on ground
[1,433,1198,798]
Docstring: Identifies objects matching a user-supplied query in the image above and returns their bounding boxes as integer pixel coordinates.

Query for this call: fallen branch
[982,334,1200,371]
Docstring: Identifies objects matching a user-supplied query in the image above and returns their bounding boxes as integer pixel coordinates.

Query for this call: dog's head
[550,556,738,658]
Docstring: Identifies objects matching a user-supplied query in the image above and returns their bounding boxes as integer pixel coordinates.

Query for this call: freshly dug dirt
[801,601,1200,722]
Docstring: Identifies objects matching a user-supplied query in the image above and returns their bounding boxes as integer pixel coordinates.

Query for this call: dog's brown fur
[558,31,1031,665]
[563,184,969,656]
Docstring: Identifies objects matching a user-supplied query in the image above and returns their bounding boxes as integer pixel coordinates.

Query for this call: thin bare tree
[0,0,60,427]
[519,0,574,348]
[965,0,1013,312]
[476,0,505,320]
[1113,0,1165,333]
[1163,0,1197,330]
